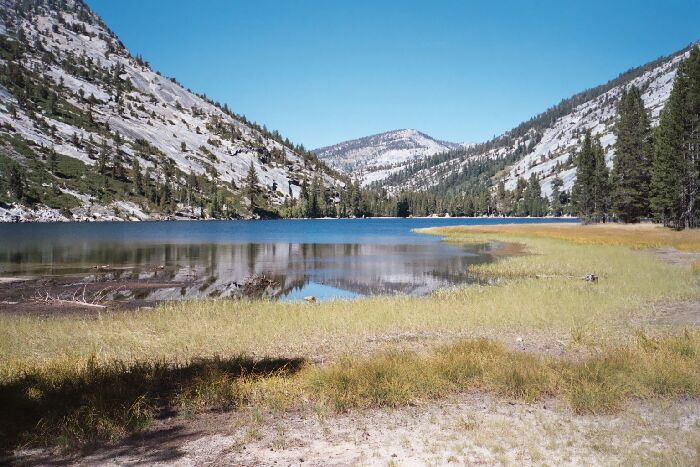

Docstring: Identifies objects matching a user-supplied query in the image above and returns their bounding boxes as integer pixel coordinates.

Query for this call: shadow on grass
[0,355,305,457]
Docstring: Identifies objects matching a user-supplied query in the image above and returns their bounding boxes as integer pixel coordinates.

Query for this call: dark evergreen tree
[350,180,361,217]
[651,46,700,228]
[523,173,548,217]
[513,177,528,216]
[549,176,566,217]
[159,177,172,212]
[309,176,321,218]
[572,132,609,221]
[611,86,652,223]
[97,140,109,176]
[131,157,143,195]
[244,161,259,214]
[396,196,410,217]
[593,140,610,221]
[112,155,125,180]
[208,186,221,218]
[47,148,58,175]
[494,181,512,216]
[8,162,25,201]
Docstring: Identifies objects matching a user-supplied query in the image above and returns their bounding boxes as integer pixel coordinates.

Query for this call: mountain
[0,0,345,221]
[378,42,698,199]
[313,129,469,186]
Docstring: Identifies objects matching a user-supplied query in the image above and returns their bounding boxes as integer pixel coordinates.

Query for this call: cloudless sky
[85,0,700,149]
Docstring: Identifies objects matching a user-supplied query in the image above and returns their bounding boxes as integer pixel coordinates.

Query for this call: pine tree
[572,131,609,222]
[592,136,610,221]
[208,186,221,218]
[112,155,125,180]
[396,195,410,217]
[309,176,321,218]
[131,157,143,195]
[350,181,361,217]
[8,162,25,201]
[495,181,512,216]
[47,148,58,175]
[97,140,109,176]
[159,177,172,212]
[513,177,528,216]
[611,86,652,223]
[550,176,564,217]
[523,173,547,217]
[244,161,259,214]
[48,91,57,116]
[651,46,700,228]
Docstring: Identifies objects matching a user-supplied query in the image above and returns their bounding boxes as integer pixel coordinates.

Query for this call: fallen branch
[534,273,599,282]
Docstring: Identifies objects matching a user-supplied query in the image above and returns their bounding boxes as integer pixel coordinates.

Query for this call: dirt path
[17,394,700,466]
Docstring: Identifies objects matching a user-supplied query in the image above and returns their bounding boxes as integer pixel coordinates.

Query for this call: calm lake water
[0,218,576,303]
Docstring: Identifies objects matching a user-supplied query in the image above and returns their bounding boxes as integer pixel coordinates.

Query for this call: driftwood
[535,273,599,282]
[33,284,116,308]
[583,273,599,283]
[54,299,106,309]
[242,274,279,298]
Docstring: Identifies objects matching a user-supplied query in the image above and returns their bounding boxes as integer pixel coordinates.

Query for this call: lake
[0,218,576,310]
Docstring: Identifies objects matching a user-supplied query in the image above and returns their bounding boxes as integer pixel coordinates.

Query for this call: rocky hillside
[379,41,698,198]
[314,129,468,186]
[0,0,345,221]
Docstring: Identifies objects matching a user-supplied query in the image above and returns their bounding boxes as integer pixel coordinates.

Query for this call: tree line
[572,46,700,229]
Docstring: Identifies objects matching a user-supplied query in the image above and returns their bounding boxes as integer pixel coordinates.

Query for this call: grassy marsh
[2,226,698,367]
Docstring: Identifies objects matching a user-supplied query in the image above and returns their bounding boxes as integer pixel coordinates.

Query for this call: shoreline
[0,215,580,224]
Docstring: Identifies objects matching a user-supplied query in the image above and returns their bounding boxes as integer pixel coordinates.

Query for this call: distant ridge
[314,129,469,185]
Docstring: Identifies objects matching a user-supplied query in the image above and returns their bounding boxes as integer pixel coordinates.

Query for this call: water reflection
[0,240,496,302]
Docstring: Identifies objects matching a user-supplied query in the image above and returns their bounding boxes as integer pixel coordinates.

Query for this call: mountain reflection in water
[0,241,496,302]
[0,218,577,306]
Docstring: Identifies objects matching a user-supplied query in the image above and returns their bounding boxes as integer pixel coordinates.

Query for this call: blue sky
[85,0,700,149]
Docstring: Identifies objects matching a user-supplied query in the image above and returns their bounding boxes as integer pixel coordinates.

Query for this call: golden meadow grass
[2,332,699,450]
[1,223,700,450]
[421,222,700,251]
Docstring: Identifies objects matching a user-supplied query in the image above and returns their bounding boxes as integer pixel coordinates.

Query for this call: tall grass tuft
[305,332,700,415]
[0,356,304,452]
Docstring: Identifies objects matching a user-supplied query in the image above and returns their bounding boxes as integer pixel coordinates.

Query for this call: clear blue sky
[86,0,699,149]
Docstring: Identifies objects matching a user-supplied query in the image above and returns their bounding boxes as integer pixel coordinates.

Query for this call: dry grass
[419,222,700,251]
[0,355,304,451]
[692,259,700,274]
[305,332,700,415]
[3,332,698,452]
